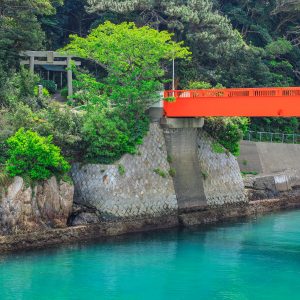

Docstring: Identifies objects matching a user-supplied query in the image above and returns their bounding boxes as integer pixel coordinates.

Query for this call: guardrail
[244,131,300,144]
[164,87,300,99]
[163,87,300,117]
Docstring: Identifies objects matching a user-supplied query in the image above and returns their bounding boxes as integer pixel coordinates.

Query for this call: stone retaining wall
[71,123,177,219]
[197,131,247,205]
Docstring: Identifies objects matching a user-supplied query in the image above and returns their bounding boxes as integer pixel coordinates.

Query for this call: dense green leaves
[61,21,189,163]
[204,117,249,156]
[6,128,70,181]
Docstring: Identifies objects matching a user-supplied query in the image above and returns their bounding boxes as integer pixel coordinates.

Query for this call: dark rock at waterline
[70,212,101,226]
[68,204,101,226]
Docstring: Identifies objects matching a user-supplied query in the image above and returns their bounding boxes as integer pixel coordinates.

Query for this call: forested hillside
[1,0,300,135]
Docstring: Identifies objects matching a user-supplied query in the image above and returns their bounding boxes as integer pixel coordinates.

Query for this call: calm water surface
[1,210,300,300]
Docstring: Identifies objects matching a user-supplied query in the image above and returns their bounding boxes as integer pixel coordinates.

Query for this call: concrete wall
[238,141,300,174]
[71,123,178,220]
[163,127,207,210]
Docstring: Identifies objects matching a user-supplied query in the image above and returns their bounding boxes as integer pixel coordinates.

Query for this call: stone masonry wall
[71,123,177,220]
[197,130,247,205]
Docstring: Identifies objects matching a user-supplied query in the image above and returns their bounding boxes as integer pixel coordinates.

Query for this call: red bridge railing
[164,87,300,117]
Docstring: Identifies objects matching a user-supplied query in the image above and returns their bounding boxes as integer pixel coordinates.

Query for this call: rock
[0,176,74,235]
[68,203,101,226]
[70,212,100,226]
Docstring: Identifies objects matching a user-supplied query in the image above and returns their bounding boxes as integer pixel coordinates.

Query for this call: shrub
[5,128,70,181]
[188,81,212,89]
[40,80,57,94]
[118,164,126,176]
[37,103,83,157]
[60,87,68,98]
[154,168,167,178]
[34,86,50,97]
[204,117,249,156]
[82,106,135,164]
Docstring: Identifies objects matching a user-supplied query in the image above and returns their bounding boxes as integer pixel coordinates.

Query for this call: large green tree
[86,0,247,87]
[62,21,190,162]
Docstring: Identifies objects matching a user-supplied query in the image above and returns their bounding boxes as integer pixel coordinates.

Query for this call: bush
[204,117,249,156]
[60,87,68,98]
[37,103,83,157]
[0,111,13,165]
[40,80,57,94]
[5,128,70,181]
[187,81,225,89]
[82,106,136,164]
[34,86,50,97]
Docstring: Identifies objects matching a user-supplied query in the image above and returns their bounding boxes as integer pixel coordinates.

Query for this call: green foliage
[60,87,69,98]
[2,102,82,160]
[201,171,208,180]
[87,1,245,87]
[188,81,213,89]
[249,117,299,134]
[63,21,190,109]
[163,97,176,102]
[0,0,62,71]
[37,103,83,157]
[167,155,173,164]
[153,168,167,178]
[204,117,249,156]
[1,68,48,110]
[34,86,50,97]
[188,81,225,89]
[169,168,176,177]
[81,106,137,163]
[62,22,189,163]
[265,38,293,58]
[5,128,70,181]
[211,142,226,154]
[40,80,57,94]
[118,164,126,176]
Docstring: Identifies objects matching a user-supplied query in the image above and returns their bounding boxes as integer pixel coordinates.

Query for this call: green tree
[0,0,63,71]
[86,0,246,87]
[62,21,189,163]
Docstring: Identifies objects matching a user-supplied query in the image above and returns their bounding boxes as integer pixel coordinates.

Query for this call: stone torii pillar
[20,51,81,99]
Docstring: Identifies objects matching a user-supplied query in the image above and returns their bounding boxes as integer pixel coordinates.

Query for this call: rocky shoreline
[1,192,300,253]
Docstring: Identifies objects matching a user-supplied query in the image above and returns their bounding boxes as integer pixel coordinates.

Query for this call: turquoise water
[1,211,300,300]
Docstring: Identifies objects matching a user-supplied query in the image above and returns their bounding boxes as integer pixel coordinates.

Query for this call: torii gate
[20,51,81,98]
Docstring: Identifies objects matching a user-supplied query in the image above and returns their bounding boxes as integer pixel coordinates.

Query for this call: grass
[154,168,167,178]
[211,142,225,154]
[169,168,176,177]
[118,164,126,176]
[201,171,208,180]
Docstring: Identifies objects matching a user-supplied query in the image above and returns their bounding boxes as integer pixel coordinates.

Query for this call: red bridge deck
[164,88,300,117]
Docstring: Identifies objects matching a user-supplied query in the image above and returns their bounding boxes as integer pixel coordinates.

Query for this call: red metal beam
[164,88,300,117]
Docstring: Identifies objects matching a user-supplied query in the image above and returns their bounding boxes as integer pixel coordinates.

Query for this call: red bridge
[164,87,300,117]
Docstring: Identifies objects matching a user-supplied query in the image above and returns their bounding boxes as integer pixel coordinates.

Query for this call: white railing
[244,131,300,144]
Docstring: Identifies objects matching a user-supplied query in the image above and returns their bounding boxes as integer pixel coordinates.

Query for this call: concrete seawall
[238,141,300,174]
[71,120,246,221]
